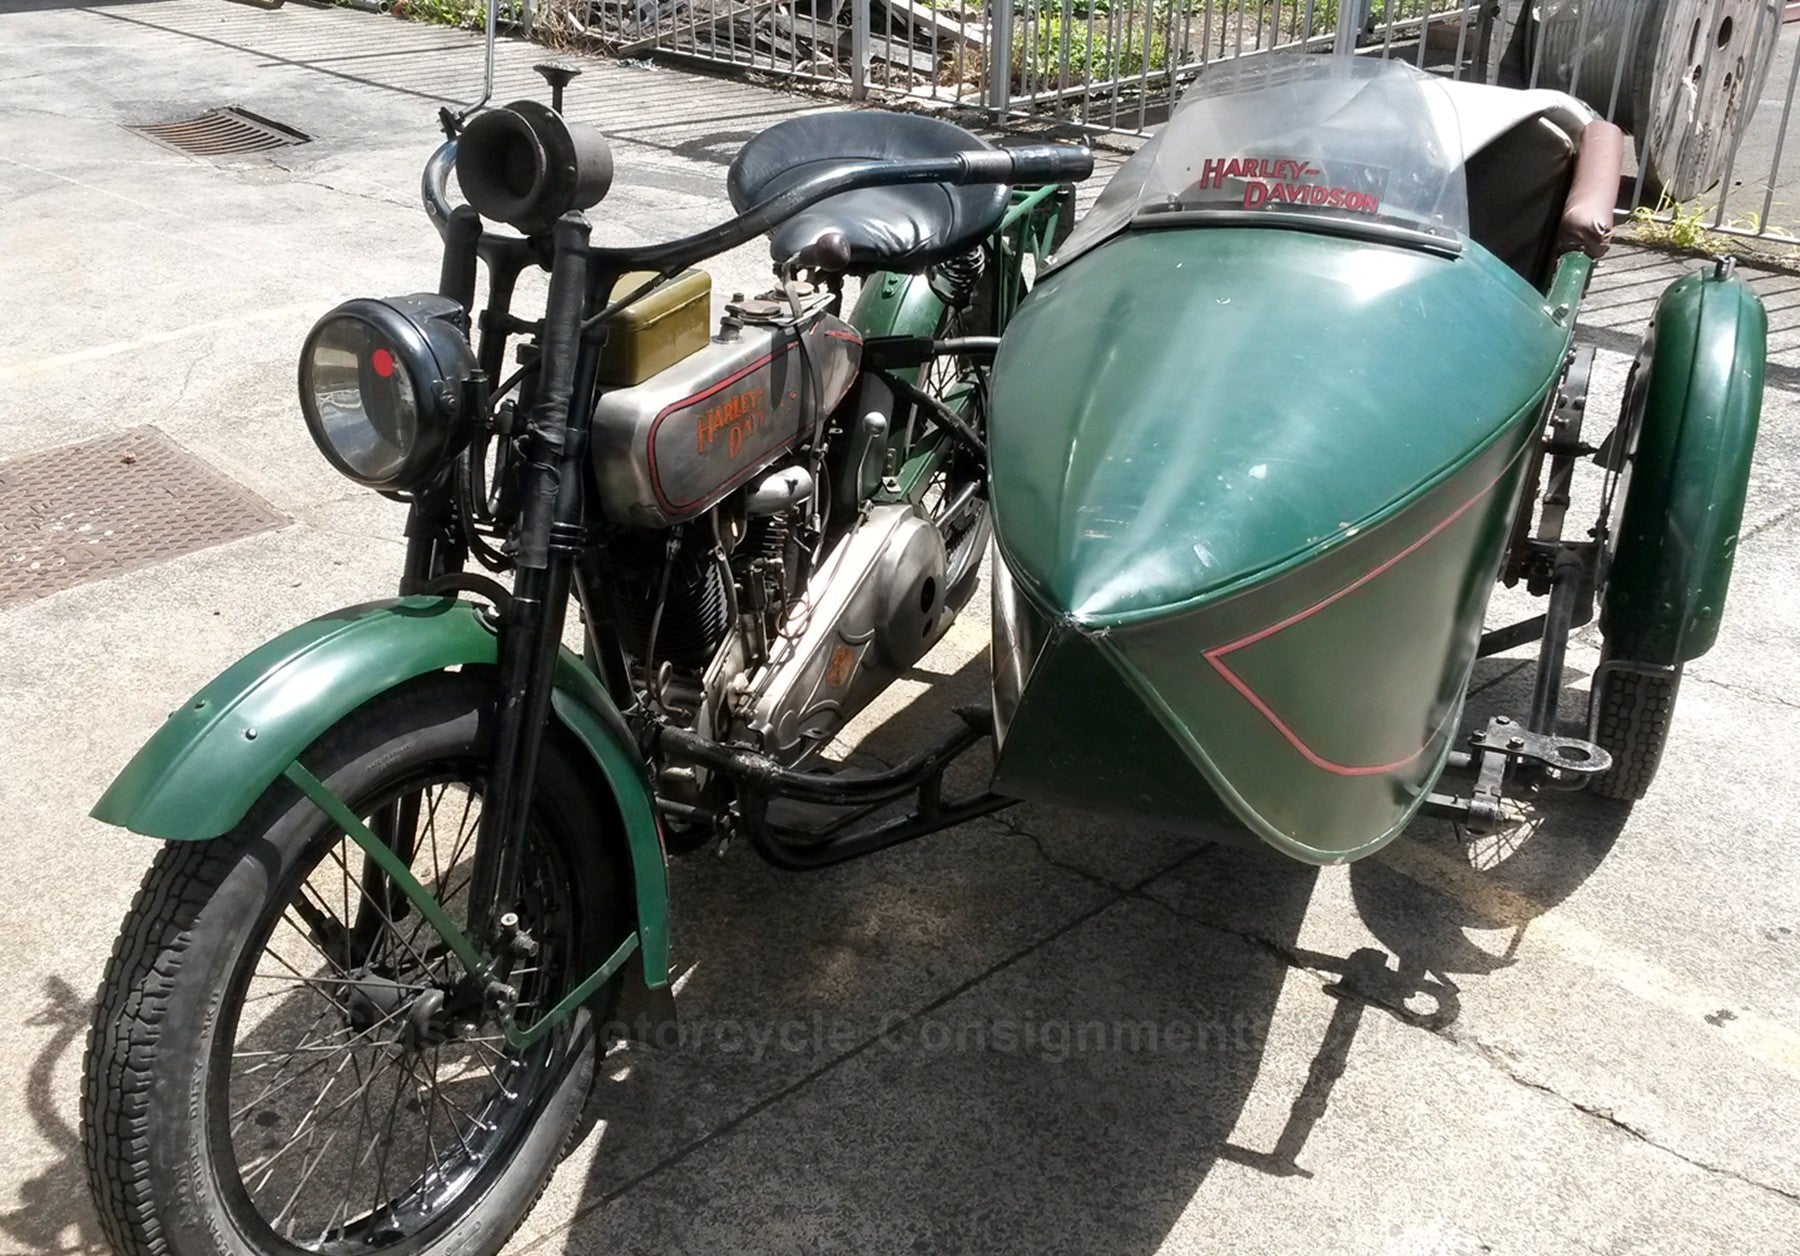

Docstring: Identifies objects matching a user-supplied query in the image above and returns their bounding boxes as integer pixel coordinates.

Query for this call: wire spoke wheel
[221,773,571,1250]
[84,673,626,1256]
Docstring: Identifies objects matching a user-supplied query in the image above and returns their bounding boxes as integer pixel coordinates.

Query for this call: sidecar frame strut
[654,707,1016,869]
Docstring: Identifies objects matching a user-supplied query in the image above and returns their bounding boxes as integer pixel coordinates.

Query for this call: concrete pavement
[2,3,1798,1254]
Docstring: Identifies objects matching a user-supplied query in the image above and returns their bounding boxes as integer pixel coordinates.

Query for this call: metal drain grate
[0,427,285,609]
[128,106,310,157]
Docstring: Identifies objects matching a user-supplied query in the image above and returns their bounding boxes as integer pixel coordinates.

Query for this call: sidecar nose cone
[986,228,1567,625]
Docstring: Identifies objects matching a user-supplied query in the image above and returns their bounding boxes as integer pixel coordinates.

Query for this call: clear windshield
[1054,56,1469,266]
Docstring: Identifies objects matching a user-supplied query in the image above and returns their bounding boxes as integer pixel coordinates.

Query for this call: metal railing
[573,0,1800,246]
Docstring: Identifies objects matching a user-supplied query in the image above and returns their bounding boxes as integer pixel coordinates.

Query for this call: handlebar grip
[956,144,1095,187]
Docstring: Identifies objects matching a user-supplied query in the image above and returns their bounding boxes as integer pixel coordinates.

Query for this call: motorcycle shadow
[568,650,1329,1252]
[5,976,107,1255]
[567,653,1634,1251]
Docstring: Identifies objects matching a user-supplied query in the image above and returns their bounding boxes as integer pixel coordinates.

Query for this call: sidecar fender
[91,597,670,988]
[1600,267,1767,664]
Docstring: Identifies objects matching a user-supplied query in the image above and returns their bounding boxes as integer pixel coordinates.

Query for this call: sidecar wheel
[82,670,628,1256]
[1588,662,1683,801]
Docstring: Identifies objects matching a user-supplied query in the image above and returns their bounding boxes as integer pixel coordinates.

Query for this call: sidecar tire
[1589,663,1683,802]
[82,671,625,1256]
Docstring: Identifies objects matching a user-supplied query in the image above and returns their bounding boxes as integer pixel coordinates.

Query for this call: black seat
[728,112,1010,274]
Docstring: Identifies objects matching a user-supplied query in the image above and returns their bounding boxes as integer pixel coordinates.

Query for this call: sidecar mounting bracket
[1426,715,1612,833]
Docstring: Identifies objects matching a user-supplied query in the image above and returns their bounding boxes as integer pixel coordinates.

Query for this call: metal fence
[585,0,1800,245]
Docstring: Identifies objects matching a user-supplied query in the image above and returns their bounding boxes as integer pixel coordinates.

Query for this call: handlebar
[422,136,1093,277]
[422,139,460,238]
[959,144,1096,187]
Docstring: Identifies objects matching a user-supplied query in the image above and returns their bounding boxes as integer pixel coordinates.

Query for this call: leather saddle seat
[727,112,1010,274]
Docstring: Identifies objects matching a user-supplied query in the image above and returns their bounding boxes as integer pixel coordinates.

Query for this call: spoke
[368,1045,411,1214]
[424,783,448,890]
[231,1001,410,1120]
[269,1127,339,1234]
[321,840,439,979]
[451,1040,515,1096]
[425,1044,480,1161]
[423,1080,497,1135]
[228,1005,342,1116]
[315,1193,353,1249]
[238,974,431,1013]
[263,920,357,1010]
[258,1043,407,1178]
[406,1050,443,1184]
[242,1044,366,1190]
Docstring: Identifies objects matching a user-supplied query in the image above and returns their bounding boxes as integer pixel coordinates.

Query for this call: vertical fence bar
[1760,13,1800,232]
[1527,0,1549,89]
[851,0,869,98]
[1603,1,1636,122]
[1447,1,1461,80]
[1565,0,1594,100]
[989,0,1013,118]
[1333,0,1356,56]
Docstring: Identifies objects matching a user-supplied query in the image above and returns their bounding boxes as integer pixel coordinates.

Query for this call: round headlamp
[298,294,477,492]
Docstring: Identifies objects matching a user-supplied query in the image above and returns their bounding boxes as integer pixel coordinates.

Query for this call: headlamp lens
[303,317,421,485]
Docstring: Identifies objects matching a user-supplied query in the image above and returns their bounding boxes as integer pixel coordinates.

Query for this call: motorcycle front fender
[91,596,671,989]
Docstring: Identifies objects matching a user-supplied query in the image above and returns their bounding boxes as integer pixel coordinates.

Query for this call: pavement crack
[1457,1038,1800,1207]
[1740,500,1800,544]
[267,156,412,212]
[1684,669,1800,712]
[991,811,1131,896]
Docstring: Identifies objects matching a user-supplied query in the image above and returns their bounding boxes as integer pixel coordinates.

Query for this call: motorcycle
[81,49,1763,1256]
[80,42,1091,1256]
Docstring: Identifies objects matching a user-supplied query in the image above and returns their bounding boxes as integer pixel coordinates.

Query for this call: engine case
[746,503,951,757]
[590,313,861,528]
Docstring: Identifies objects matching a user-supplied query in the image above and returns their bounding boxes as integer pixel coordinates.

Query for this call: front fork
[402,209,602,950]
[470,213,596,943]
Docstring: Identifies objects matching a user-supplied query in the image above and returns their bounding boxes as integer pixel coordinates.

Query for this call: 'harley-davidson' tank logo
[694,385,769,458]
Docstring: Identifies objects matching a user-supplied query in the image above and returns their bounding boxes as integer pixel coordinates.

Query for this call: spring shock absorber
[927,247,985,310]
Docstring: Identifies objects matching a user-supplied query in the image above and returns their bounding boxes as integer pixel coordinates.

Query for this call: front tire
[83,671,629,1255]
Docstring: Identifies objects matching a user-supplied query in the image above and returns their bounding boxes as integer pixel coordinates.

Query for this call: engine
[590,288,974,785]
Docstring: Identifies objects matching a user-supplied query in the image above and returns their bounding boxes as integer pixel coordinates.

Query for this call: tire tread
[1590,666,1680,801]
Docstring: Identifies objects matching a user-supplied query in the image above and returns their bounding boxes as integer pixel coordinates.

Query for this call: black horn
[456,100,613,235]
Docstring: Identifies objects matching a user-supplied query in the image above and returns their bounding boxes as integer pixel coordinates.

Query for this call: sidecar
[986,57,1766,864]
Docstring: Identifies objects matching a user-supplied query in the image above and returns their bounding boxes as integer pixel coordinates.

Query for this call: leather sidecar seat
[1448,83,1621,289]
[728,112,1010,274]
[1465,114,1578,287]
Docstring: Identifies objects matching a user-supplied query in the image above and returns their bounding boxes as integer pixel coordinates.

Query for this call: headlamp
[298,294,478,492]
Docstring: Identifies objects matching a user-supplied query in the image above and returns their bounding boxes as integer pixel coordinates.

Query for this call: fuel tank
[987,227,1571,862]
[590,312,861,528]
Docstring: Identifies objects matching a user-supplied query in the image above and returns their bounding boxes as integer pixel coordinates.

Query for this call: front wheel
[83,671,629,1255]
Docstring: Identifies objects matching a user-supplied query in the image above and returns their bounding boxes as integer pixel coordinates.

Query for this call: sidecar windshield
[1054,56,1469,266]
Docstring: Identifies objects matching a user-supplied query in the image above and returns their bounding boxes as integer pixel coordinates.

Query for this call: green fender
[91,597,670,988]
[1601,267,1767,664]
[850,268,946,379]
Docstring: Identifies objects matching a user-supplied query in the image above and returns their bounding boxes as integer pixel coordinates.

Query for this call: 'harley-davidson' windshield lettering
[1198,156,1381,214]
[1053,56,1467,267]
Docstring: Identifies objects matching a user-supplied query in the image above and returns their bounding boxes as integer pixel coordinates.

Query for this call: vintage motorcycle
[82,52,1762,1256]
